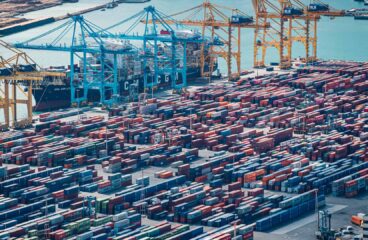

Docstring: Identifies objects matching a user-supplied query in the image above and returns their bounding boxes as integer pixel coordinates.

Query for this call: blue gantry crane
[94,6,205,91]
[13,15,137,106]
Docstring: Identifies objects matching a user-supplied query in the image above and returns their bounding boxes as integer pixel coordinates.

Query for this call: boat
[31,65,216,111]
[346,8,368,16]
[0,17,55,36]
[354,14,368,19]
[106,0,118,9]
[118,0,150,3]
[28,36,218,111]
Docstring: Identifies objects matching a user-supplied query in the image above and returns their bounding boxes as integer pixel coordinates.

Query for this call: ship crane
[252,0,345,69]
[253,0,307,69]
[289,0,345,64]
[145,0,269,80]
[0,40,65,129]
[93,5,205,91]
[12,15,137,106]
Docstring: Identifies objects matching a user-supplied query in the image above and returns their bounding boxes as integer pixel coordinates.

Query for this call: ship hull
[33,85,70,111]
[33,65,215,111]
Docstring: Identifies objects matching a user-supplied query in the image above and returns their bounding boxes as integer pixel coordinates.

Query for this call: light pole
[77,88,80,121]
[151,75,154,99]
[189,108,192,130]
[105,116,108,154]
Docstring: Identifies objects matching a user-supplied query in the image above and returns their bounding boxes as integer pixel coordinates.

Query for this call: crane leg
[227,24,232,80]
[12,81,17,128]
[27,82,33,124]
[4,81,10,128]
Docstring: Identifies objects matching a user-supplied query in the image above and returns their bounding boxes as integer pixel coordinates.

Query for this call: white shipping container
[113,212,129,222]
[171,161,184,168]
[211,112,221,118]
[140,153,150,160]
[360,132,368,141]
[114,218,130,229]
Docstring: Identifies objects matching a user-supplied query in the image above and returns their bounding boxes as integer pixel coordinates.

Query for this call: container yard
[0,59,367,239]
[1,0,368,240]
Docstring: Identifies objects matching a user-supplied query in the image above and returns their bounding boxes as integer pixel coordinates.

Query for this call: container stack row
[0,60,367,239]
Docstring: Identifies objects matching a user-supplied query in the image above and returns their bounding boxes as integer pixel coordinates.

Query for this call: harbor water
[3,0,368,68]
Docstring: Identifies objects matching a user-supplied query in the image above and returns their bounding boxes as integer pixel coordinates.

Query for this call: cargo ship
[346,8,368,16]
[354,13,368,19]
[0,17,55,36]
[106,0,118,9]
[30,35,218,111]
[118,0,150,3]
[31,65,215,111]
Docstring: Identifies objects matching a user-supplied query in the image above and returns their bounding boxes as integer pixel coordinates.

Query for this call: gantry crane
[0,40,65,129]
[13,15,137,106]
[95,6,204,91]
[149,0,268,80]
[253,0,304,69]
[253,0,345,69]
[289,0,345,63]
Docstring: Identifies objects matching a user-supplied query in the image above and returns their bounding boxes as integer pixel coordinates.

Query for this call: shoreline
[0,0,151,37]
[0,1,134,37]
[0,3,107,37]
[0,1,62,27]
[55,4,107,21]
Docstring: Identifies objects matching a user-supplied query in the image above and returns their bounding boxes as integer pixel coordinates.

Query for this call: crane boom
[144,0,269,80]
[253,0,346,69]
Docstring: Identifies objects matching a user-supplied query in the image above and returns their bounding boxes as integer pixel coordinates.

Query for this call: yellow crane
[253,0,306,69]
[253,0,344,69]
[0,40,65,129]
[289,0,345,63]
[147,0,269,80]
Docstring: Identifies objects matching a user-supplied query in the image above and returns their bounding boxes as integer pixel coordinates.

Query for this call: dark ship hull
[32,65,216,111]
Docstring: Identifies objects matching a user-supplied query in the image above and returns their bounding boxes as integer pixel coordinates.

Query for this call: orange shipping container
[204,131,216,138]
[159,171,173,179]
[351,215,362,226]
[195,175,207,183]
